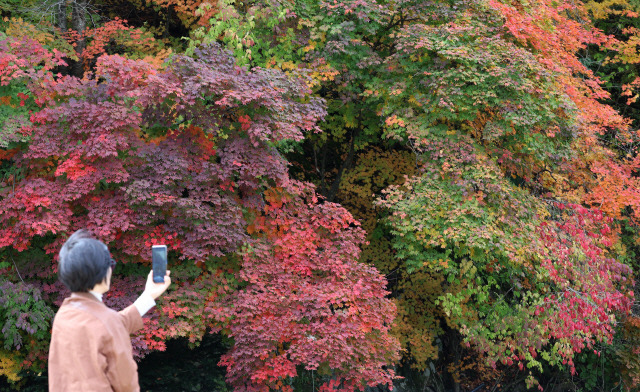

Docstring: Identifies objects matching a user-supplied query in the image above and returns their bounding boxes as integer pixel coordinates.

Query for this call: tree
[0,37,400,389]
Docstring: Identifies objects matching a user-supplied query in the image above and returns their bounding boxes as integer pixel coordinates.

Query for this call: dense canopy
[2,0,640,390]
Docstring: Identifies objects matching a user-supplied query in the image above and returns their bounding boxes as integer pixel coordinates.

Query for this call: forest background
[2,0,640,391]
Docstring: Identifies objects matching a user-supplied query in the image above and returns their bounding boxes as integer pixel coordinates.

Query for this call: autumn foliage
[2,0,640,390]
[0,35,398,389]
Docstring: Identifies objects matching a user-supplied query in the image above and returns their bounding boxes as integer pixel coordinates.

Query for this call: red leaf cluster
[217,190,400,391]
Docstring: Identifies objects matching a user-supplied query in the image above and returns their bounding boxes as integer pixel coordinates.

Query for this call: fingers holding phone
[144,270,171,300]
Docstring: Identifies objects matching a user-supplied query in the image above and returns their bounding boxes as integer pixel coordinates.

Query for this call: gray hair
[58,230,111,292]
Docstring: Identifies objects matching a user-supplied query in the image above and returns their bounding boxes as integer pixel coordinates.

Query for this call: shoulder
[55,292,142,336]
[54,293,120,333]
[50,300,111,354]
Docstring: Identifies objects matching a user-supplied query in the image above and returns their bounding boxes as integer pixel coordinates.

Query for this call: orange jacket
[48,292,144,392]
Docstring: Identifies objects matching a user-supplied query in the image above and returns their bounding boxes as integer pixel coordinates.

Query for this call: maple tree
[0,34,399,390]
[217,187,399,391]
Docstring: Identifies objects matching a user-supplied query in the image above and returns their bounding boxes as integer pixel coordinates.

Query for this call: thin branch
[9,251,25,284]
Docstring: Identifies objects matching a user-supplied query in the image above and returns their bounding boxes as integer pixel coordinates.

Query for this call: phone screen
[152,245,168,283]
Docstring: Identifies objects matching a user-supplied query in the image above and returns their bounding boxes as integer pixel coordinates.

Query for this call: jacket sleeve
[118,304,144,334]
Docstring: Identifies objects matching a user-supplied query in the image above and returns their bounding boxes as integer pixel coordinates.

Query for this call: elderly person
[48,229,171,391]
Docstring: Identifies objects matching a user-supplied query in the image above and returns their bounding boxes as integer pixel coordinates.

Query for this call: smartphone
[152,245,168,283]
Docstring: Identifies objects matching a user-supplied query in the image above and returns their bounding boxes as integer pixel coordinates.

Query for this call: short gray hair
[58,230,111,292]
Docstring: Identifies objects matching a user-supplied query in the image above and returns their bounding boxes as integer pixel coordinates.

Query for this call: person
[48,229,171,392]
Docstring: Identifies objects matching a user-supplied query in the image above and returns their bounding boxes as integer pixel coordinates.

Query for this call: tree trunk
[326,130,356,203]
[71,0,88,77]
[56,0,67,31]
[163,5,172,39]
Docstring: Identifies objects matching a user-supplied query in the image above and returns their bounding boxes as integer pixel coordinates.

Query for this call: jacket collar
[70,291,103,303]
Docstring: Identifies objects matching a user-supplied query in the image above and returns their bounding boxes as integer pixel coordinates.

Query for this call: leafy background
[2,0,640,391]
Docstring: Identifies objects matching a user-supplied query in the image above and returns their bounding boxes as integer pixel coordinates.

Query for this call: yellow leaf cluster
[338,148,416,232]
[4,17,54,44]
[336,148,415,273]
[3,17,76,58]
[336,149,450,368]
[307,62,339,88]
[142,48,173,68]
[585,0,637,19]
[0,350,22,383]
[393,269,446,369]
